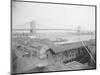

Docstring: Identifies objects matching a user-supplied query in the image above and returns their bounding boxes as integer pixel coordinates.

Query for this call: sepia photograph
[11,0,96,74]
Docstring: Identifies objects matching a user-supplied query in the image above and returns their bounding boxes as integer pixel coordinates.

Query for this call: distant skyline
[12,1,95,31]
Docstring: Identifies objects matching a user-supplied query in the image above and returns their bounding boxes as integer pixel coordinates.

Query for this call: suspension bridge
[12,21,91,33]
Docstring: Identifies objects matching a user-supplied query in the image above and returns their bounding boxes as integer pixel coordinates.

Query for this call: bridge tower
[30,21,36,36]
[77,26,81,33]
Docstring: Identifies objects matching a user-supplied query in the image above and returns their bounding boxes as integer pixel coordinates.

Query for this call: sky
[12,1,95,31]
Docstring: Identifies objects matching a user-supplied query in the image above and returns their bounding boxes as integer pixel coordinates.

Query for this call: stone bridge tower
[30,21,36,36]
